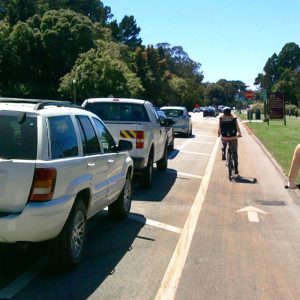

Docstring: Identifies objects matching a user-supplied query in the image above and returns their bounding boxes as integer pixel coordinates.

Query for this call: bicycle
[223,140,239,181]
[226,145,235,180]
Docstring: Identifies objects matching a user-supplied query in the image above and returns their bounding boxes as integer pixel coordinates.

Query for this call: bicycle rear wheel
[227,150,233,180]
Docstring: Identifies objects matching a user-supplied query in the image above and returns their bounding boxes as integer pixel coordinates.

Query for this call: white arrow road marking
[236,205,267,223]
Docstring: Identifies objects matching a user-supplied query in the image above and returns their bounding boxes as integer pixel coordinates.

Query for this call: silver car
[160,106,192,137]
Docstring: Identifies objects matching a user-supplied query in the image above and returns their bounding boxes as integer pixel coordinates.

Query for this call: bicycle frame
[224,141,235,180]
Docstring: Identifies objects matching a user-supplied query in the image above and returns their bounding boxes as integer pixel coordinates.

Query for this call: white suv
[160,106,192,137]
[0,98,133,271]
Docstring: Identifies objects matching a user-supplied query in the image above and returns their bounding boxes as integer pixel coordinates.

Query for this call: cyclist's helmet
[222,106,231,115]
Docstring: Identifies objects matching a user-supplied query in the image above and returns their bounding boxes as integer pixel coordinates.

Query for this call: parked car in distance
[160,106,192,137]
[193,107,202,113]
[0,98,133,271]
[203,106,217,117]
[82,98,172,188]
[155,108,175,150]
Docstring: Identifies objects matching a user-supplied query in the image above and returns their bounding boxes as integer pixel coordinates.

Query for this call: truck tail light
[29,168,57,202]
[136,131,144,149]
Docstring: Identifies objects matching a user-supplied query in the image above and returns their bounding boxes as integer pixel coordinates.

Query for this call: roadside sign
[262,89,267,101]
[269,92,284,119]
[245,90,254,99]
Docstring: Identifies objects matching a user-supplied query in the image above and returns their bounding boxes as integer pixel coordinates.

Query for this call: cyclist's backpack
[220,117,237,137]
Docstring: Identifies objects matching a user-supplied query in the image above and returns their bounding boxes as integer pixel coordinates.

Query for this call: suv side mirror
[117,140,132,151]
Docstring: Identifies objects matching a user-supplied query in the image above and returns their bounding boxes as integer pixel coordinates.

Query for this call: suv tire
[157,144,168,171]
[140,152,153,189]
[48,198,87,271]
[109,173,132,220]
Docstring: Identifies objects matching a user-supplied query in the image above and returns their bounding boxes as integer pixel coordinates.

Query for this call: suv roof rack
[0,98,82,110]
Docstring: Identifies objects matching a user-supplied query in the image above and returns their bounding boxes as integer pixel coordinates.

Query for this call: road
[1,113,300,300]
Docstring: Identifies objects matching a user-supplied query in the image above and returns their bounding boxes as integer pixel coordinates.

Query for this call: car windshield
[0,111,37,159]
[85,102,150,122]
[161,109,183,117]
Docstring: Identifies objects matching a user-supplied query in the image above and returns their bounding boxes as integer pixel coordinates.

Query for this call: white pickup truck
[82,98,172,188]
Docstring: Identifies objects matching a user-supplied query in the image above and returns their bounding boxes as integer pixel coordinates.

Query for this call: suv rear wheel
[48,197,87,271]
[109,173,132,220]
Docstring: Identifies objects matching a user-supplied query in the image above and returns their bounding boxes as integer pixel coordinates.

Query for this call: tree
[278,42,300,70]
[134,45,167,102]
[59,45,144,101]
[0,0,36,25]
[204,83,226,106]
[40,9,96,97]
[216,79,247,106]
[0,20,11,95]
[2,21,46,97]
[112,15,142,51]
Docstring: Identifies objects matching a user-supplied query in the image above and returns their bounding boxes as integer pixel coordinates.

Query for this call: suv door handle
[87,162,95,167]
[108,159,114,164]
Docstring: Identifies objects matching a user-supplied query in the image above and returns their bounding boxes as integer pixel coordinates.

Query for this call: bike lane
[173,120,300,299]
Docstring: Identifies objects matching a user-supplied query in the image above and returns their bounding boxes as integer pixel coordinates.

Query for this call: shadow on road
[231,175,258,184]
[132,168,177,202]
[11,211,145,300]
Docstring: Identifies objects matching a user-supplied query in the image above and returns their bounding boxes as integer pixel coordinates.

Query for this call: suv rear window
[0,111,37,160]
[85,102,150,122]
[161,109,184,117]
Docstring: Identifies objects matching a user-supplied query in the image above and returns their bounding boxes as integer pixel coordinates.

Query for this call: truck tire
[157,144,168,171]
[48,197,87,271]
[140,153,153,188]
[109,173,132,220]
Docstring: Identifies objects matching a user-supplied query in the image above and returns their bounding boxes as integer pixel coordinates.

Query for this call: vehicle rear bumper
[0,195,74,243]
[173,125,188,133]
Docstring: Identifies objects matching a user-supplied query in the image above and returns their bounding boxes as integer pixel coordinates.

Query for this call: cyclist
[218,106,242,174]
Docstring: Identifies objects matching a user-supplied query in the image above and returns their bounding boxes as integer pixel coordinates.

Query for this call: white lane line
[176,140,191,151]
[0,258,47,299]
[166,170,203,179]
[180,150,211,156]
[190,141,215,145]
[193,134,216,138]
[155,137,220,300]
[129,214,182,234]
[177,172,203,179]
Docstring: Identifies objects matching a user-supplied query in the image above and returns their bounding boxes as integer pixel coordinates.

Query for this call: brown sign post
[268,92,286,125]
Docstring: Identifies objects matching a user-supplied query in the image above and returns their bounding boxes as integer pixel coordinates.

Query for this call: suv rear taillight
[29,168,57,202]
[136,131,144,149]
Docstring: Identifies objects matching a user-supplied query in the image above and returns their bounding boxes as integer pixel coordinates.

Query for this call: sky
[103,0,300,90]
